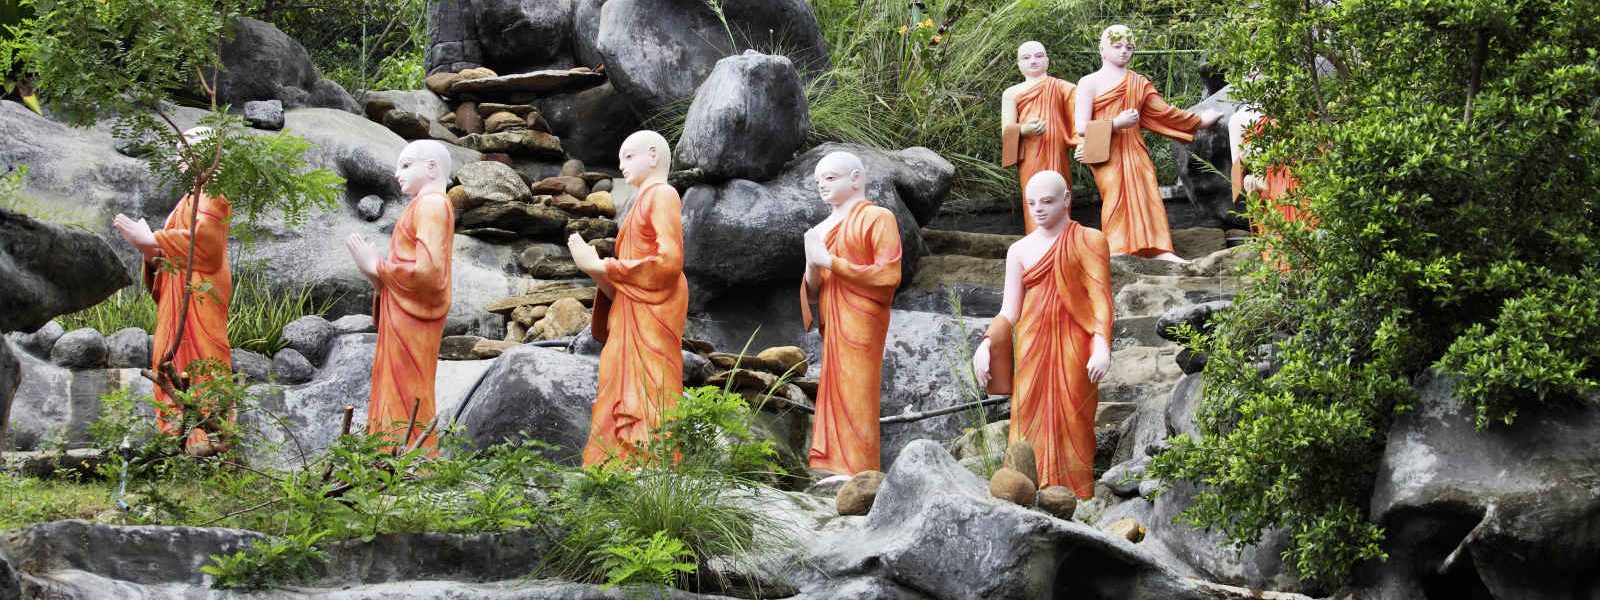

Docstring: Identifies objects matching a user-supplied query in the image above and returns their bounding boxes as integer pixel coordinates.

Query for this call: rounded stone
[331,314,376,335]
[230,348,272,383]
[988,467,1037,507]
[836,470,886,516]
[1003,440,1038,487]
[356,194,385,221]
[1105,518,1146,543]
[280,315,335,364]
[105,327,152,369]
[50,328,108,369]
[1035,486,1078,520]
[271,348,316,384]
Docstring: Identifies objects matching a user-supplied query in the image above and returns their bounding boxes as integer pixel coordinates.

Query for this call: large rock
[532,82,640,167]
[191,17,358,113]
[49,328,107,369]
[105,327,151,369]
[594,0,828,115]
[363,89,452,122]
[451,346,599,465]
[1363,372,1600,600]
[677,52,809,182]
[0,341,17,447]
[680,143,951,304]
[424,0,484,74]
[473,0,578,74]
[2,346,152,451]
[1171,85,1246,230]
[452,160,533,212]
[281,315,336,365]
[0,208,132,333]
[8,320,63,359]
[798,440,1300,600]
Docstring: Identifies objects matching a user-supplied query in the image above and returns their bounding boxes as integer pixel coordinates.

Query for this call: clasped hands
[346,234,381,287]
[112,214,158,259]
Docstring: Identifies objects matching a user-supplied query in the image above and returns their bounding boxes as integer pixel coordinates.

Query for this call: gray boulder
[452,160,532,212]
[451,345,599,465]
[532,82,640,167]
[362,90,452,123]
[0,341,18,447]
[571,0,605,69]
[1156,299,1232,343]
[4,346,153,450]
[680,143,950,304]
[9,320,63,359]
[594,0,828,114]
[272,348,316,385]
[49,328,107,369]
[0,209,133,333]
[331,314,376,335]
[799,439,1294,599]
[1363,372,1600,600]
[475,0,578,73]
[195,17,358,113]
[248,334,376,466]
[356,194,385,221]
[105,327,151,369]
[243,99,285,130]
[230,348,271,383]
[424,0,484,74]
[677,52,809,182]
[1171,85,1246,230]
[281,315,336,365]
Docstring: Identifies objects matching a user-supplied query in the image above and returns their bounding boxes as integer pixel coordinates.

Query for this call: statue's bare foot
[1151,252,1190,265]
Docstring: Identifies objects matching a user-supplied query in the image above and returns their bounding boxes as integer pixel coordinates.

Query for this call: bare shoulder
[1002,82,1031,100]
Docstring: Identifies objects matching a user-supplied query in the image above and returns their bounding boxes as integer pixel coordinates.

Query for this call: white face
[394,150,435,196]
[1101,37,1135,68]
[618,144,655,186]
[1025,184,1070,230]
[814,165,856,207]
[1017,45,1048,78]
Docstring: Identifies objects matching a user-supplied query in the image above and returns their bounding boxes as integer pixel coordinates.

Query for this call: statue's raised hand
[112,214,157,258]
[1112,108,1140,130]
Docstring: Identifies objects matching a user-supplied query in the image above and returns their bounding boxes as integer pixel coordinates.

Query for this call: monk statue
[800,151,903,478]
[972,170,1112,499]
[1229,101,1307,227]
[1074,24,1221,263]
[1001,41,1077,233]
[112,126,234,457]
[569,130,688,466]
[346,140,456,453]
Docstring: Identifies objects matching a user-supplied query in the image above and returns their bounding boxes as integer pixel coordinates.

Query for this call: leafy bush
[595,530,698,591]
[1147,0,1600,586]
[203,531,328,591]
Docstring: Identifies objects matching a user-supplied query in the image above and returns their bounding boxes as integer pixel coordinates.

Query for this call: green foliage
[807,0,1217,202]
[202,531,328,591]
[55,285,160,335]
[1147,0,1600,586]
[244,0,427,93]
[595,530,698,591]
[650,385,784,479]
[0,472,113,529]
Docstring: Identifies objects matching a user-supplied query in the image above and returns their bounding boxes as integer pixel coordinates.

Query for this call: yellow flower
[897,25,909,35]
[931,34,944,44]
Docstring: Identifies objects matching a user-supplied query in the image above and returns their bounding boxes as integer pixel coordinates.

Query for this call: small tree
[2,0,342,429]
[1148,0,1600,587]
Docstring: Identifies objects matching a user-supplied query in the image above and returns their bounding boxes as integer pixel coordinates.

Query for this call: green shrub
[1147,0,1600,586]
[203,531,328,591]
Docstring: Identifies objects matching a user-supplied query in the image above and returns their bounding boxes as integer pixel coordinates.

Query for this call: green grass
[55,258,338,355]
[0,472,119,529]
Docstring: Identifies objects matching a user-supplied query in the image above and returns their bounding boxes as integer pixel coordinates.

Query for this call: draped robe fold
[801,201,902,475]
[1087,72,1201,257]
[147,193,233,442]
[1009,221,1112,498]
[368,192,454,452]
[582,182,689,466]
[1011,77,1077,233]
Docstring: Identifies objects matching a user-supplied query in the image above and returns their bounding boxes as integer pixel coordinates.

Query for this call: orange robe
[582,182,689,466]
[1013,77,1077,233]
[1009,221,1112,498]
[1087,72,1202,257]
[1231,117,1309,270]
[801,201,902,475]
[146,193,233,441]
[368,191,454,452]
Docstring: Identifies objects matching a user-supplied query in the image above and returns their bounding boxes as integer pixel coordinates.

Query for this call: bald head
[619,130,672,185]
[1025,170,1068,199]
[400,140,453,174]
[815,151,867,207]
[1017,40,1049,78]
[1017,41,1046,57]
